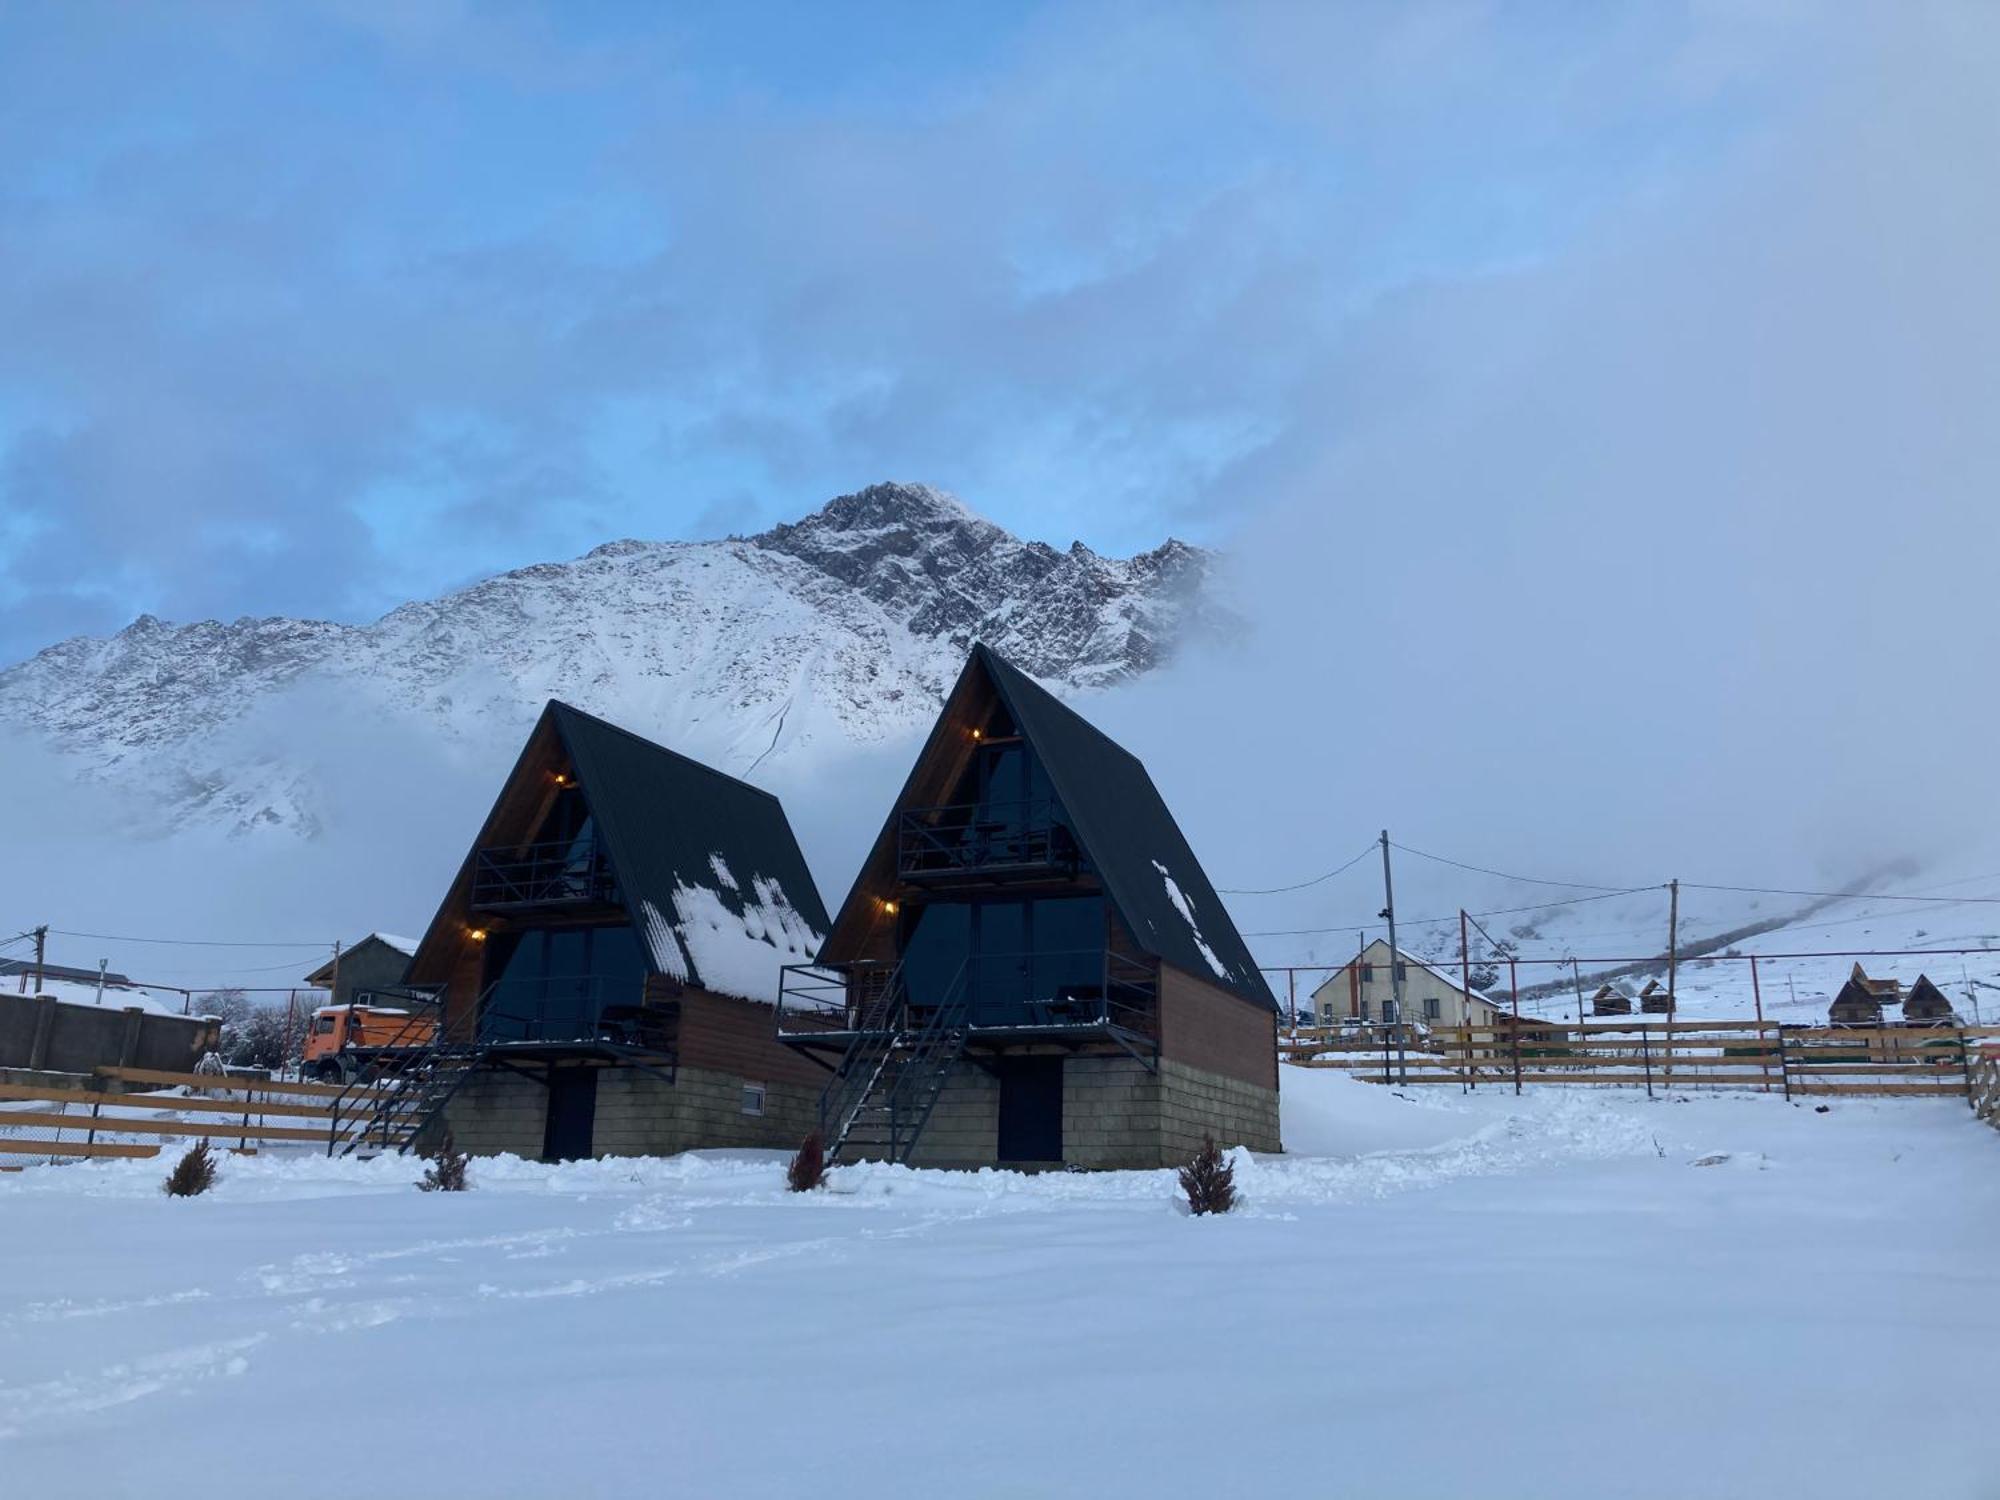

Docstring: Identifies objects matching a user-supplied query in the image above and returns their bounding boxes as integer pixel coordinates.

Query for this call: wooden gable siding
[821,663,993,964]
[673,987,828,1088]
[408,714,575,989]
[1158,962,1278,1091]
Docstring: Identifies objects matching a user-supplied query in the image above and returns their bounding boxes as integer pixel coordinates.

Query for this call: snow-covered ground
[2,1072,1995,1498]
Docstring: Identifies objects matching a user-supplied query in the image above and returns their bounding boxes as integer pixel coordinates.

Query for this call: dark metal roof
[545,702,833,996]
[974,646,1277,1011]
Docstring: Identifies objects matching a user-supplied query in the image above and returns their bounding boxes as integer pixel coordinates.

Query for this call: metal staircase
[821,962,970,1165]
[327,979,681,1157]
[327,1004,485,1157]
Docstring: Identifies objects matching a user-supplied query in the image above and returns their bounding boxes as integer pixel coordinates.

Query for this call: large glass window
[484,923,648,1041]
[903,896,1106,1024]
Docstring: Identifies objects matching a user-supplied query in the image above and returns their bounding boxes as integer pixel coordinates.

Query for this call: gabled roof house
[777,644,1281,1169]
[389,701,833,1161]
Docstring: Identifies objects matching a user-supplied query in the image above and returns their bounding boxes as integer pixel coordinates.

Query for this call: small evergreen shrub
[787,1130,827,1192]
[1179,1135,1237,1216]
[417,1130,470,1192]
[163,1141,218,1198]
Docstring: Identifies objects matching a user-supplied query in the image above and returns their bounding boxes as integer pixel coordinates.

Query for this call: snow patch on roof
[370,933,420,956]
[638,899,690,983]
[1152,859,1231,981]
[668,862,826,1005]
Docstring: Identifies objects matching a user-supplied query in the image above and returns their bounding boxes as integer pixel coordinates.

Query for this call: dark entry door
[543,1067,598,1162]
[996,1057,1064,1163]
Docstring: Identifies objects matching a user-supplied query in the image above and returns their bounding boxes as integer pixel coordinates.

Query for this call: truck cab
[301,1004,434,1081]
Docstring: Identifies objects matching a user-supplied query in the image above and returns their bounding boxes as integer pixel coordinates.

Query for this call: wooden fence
[1970,1045,2000,1131]
[0,1066,385,1165]
[1283,1020,2000,1103]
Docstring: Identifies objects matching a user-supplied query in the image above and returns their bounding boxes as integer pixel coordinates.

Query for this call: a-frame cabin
[387,701,833,1160]
[775,644,1282,1169]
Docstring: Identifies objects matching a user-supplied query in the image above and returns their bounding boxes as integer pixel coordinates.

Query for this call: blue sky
[0,2,1906,663]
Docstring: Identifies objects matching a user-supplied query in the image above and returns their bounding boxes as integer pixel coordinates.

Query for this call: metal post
[1750,956,1770,1091]
[1379,831,1407,1086]
[1666,879,1680,1014]
[1641,1023,1655,1100]
[1510,957,1522,1096]
[31,925,47,995]
[1460,910,1474,1093]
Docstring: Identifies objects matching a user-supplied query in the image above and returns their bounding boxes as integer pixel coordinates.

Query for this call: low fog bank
[1092,8,2000,965]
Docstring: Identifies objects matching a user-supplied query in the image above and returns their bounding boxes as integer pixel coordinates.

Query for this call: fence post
[1960,1028,1974,1113]
[1510,958,1522,1097]
[1777,1026,1792,1103]
[1641,1023,1654,1101]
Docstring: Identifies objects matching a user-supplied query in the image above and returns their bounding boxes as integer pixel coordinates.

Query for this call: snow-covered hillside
[0,483,1231,837]
[1266,854,2000,1027]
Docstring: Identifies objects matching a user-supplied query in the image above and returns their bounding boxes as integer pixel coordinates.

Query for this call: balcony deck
[774,953,1159,1062]
[470,839,619,914]
[895,799,1083,885]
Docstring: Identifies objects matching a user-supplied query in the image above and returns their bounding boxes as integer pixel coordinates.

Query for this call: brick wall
[901,1065,1001,1168]
[1155,1057,1281,1160]
[888,1050,1283,1171]
[442,1068,547,1156]
[441,1060,823,1160]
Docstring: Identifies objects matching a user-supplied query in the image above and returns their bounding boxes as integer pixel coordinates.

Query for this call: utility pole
[32,925,47,994]
[1666,879,1680,1016]
[1379,830,1407,1085]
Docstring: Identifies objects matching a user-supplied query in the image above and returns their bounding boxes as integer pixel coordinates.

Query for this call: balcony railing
[776,948,1157,1041]
[471,839,618,912]
[475,973,672,1049]
[895,798,1081,882]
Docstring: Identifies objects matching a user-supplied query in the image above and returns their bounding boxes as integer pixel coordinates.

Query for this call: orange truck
[302,1004,438,1082]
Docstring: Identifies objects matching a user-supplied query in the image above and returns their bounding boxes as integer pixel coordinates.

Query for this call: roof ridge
[971,643,1146,772]
[547,699,783,804]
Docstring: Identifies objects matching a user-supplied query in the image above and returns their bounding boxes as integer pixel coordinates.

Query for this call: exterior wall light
[468,928,488,943]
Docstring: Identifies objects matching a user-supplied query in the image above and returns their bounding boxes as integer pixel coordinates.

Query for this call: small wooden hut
[1902,974,1960,1027]
[1637,979,1673,1014]
[1827,976,1884,1027]
[1590,982,1634,1017]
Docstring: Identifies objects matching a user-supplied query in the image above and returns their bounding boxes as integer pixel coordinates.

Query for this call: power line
[1678,881,2000,906]
[1243,885,1653,939]
[1388,841,1642,892]
[47,929,333,949]
[1217,842,1376,895]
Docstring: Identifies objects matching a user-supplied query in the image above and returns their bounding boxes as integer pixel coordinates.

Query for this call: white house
[1309,939,1506,1028]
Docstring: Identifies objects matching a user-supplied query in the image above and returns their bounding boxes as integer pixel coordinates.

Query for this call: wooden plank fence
[1284,1021,2000,1102]
[1970,1045,2000,1131]
[0,1066,376,1164]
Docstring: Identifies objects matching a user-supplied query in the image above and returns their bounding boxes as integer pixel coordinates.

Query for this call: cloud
[0,2,1840,662]
[2,3,1994,976]
[1088,1,2000,963]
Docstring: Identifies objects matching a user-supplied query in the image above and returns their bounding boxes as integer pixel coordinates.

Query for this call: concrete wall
[902,1051,1282,1171]
[0,991,219,1078]
[440,1060,821,1161]
[437,1047,1281,1171]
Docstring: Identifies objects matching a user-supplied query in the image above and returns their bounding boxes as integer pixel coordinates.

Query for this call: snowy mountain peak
[0,484,1234,837]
